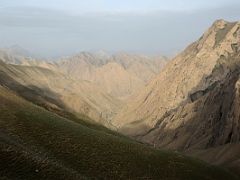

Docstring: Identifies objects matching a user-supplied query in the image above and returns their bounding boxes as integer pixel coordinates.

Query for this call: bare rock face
[113,20,240,150]
[111,20,240,171]
[140,53,240,150]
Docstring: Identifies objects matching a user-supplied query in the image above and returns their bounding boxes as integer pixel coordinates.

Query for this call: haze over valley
[1,1,240,179]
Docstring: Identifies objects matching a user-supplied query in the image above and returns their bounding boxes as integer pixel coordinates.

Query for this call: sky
[0,0,240,58]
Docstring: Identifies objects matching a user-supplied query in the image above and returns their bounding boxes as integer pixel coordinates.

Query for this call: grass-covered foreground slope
[0,86,237,180]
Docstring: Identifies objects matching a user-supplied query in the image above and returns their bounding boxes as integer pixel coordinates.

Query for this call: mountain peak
[212,19,229,27]
[113,20,240,135]
[94,50,111,59]
[193,20,239,58]
[6,45,32,58]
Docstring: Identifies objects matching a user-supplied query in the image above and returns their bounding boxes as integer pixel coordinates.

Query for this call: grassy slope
[0,86,238,180]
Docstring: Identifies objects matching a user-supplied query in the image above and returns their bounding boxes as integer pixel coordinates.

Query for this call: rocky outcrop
[140,52,240,150]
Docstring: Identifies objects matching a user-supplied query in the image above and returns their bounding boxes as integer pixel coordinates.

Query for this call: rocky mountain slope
[1,18,239,179]
[57,52,167,99]
[113,20,240,171]
[0,49,167,125]
[0,85,237,180]
[0,48,58,71]
[1,49,167,100]
[0,59,122,126]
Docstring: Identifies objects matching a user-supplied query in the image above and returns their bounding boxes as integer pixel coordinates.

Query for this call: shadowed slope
[0,60,122,125]
[0,86,237,180]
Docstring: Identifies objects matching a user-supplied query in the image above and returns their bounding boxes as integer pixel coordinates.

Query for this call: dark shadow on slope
[125,49,240,176]
[0,70,65,109]
[0,70,120,136]
[129,50,240,149]
[0,89,236,180]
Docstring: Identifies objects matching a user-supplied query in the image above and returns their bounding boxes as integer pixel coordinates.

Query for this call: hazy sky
[0,0,240,58]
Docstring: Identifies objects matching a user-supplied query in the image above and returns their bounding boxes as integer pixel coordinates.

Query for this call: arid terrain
[0,19,240,179]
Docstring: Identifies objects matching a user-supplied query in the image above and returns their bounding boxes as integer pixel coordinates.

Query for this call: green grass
[0,87,238,180]
[39,102,122,137]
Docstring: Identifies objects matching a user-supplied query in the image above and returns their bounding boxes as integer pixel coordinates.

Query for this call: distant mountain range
[58,52,167,99]
[0,48,167,124]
